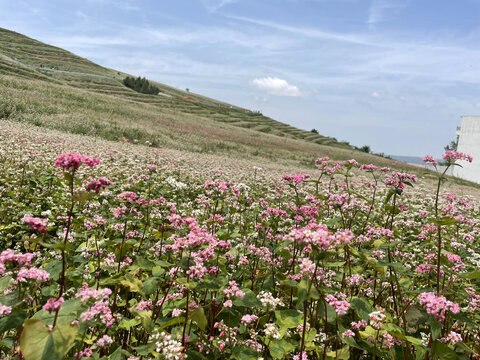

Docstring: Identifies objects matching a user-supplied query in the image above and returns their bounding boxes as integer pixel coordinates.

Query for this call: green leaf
[232,346,259,360]
[152,265,165,277]
[429,318,442,340]
[432,217,456,226]
[274,309,303,335]
[132,343,156,356]
[118,318,140,330]
[433,341,460,360]
[233,290,261,308]
[415,344,427,360]
[120,274,143,292]
[110,346,124,360]
[459,270,480,279]
[142,277,158,296]
[72,191,95,202]
[43,260,62,281]
[32,299,83,325]
[269,339,295,359]
[0,311,28,333]
[326,346,350,360]
[46,323,79,359]
[190,307,207,331]
[20,319,78,360]
[350,297,373,321]
[405,305,428,327]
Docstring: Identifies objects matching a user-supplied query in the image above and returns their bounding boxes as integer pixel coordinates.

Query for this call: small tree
[311,128,319,134]
[360,145,371,153]
[444,137,458,152]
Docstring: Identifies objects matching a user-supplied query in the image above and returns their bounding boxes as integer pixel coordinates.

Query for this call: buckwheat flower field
[1,121,480,360]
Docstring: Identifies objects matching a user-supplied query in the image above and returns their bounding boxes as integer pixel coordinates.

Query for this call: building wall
[452,115,480,183]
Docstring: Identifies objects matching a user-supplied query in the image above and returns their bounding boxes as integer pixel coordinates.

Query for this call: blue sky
[2,0,480,157]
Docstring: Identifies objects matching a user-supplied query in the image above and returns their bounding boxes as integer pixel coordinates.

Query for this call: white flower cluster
[369,310,386,330]
[153,332,185,360]
[315,331,327,344]
[264,323,281,339]
[165,176,187,190]
[257,291,284,310]
[420,332,429,346]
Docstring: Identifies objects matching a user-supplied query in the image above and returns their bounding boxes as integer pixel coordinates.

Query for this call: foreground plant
[0,145,478,360]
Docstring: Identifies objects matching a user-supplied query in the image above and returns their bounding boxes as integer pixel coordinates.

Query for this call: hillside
[0,26,477,188]
[0,28,347,145]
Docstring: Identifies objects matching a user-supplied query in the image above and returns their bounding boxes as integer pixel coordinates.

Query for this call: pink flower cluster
[117,191,138,202]
[0,304,12,316]
[54,153,100,171]
[75,283,112,302]
[325,295,350,315]
[281,174,310,184]
[94,335,113,349]
[293,351,308,360]
[74,348,92,359]
[440,331,462,345]
[223,281,245,299]
[351,320,367,330]
[42,297,64,313]
[86,177,113,193]
[359,164,378,171]
[385,171,417,189]
[0,249,35,274]
[442,151,473,163]
[241,314,259,326]
[136,300,152,311]
[22,216,48,233]
[80,300,115,327]
[422,155,438,167]
[16,267,50,282]
[418,292,460,321]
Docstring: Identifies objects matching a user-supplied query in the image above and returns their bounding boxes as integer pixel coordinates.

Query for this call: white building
[452,115,480,183]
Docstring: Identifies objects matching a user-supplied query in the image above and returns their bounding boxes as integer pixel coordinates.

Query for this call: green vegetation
[122,76,160,95]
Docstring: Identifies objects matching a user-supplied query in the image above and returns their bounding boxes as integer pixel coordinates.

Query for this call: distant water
[389,155,425,165]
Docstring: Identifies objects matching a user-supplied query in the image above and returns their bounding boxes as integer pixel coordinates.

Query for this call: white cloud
[252,77,302,97]
[371,91,379,98]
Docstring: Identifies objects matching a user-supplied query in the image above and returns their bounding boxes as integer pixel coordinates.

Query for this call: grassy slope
[0,27,478,189]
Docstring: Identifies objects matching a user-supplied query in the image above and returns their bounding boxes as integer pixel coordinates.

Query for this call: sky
[2,0,480,157]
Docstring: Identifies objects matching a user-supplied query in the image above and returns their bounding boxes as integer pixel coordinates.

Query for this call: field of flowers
[1,121,480,360]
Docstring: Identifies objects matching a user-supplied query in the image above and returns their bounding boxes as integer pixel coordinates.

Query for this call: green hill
[1,26,473,184]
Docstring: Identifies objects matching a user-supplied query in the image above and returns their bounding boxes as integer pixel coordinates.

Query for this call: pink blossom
[42,297,64,313]
[75,348,93,359]
[418,292,460,322]
[422,155,438,167]
[80,300,115,327]
[86,177,113,193]
[75,283,112,302]
[326,295,350,315]
[22,216,48,233]
[54,153,100,171]
[241,314,259,325]
[281,174,310,184]
[16,267,50,282]
[442,151,473,163]
[0,304,12,316]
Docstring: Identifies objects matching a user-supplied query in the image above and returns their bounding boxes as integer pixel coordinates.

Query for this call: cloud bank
[252,77,302,97]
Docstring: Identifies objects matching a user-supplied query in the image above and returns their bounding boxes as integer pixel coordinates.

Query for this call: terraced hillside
[3,26,472,184]
[0,27,346,147]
